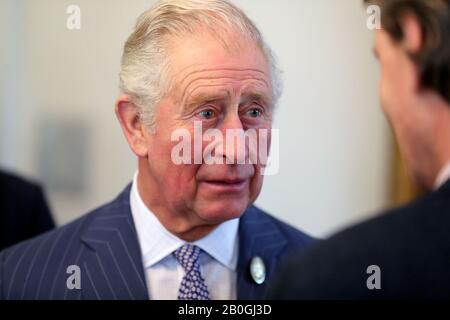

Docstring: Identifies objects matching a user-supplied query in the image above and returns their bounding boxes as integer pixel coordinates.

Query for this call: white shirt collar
[130,171,239,271]
[434,161,450,190]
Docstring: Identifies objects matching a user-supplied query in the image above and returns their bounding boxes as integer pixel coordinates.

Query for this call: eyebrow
[183,89,273,112]
[241,92,272,107]
[184,93,227,112]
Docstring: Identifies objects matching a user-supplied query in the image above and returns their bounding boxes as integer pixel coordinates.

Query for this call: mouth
[201,179,248,192]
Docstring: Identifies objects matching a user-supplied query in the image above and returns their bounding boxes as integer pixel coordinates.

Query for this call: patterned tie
[173,244,210,300]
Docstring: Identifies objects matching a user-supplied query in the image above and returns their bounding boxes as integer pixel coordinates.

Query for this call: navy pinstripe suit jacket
[0,184,313,300]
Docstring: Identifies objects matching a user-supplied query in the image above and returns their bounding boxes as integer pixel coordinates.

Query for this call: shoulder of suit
[0,170,41,195]
[307,184,450,261]
[0,192,127,264]
[246,205,316,246]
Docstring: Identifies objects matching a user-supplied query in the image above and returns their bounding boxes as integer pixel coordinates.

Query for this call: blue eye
[247,108,262,118]
[198,109,215,119]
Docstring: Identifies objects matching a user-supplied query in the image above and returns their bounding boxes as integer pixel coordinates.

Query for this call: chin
[195,199,249,223]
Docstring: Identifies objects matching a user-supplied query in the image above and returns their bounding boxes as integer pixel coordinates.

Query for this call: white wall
[0,0,23,168]
[0,0,391,238]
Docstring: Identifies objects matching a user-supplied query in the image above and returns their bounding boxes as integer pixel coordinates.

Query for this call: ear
[400,12,423,55]
[398,13,423,93]
[115,95,149,157]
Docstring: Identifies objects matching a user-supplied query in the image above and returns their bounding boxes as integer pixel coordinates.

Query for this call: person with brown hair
[272,0,450,299]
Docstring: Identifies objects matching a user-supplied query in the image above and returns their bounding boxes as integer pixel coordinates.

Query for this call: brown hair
[365,0,450,104]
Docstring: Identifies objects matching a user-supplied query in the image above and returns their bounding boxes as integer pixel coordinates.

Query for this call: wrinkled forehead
[177,67,272,107]
[164,31,272,98]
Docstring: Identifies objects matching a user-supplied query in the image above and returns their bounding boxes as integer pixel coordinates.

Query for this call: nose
[217,113,249,165]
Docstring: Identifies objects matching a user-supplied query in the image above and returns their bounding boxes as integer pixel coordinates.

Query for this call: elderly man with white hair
[0,0,313,300]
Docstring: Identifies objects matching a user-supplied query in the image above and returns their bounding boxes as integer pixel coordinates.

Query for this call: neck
[434,161,450,190]
[426,96,450,189]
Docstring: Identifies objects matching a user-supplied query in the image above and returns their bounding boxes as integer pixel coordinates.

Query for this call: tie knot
[173,244,201,271]
[173,244,210,300]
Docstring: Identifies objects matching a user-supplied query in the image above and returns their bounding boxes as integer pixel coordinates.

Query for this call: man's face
[141,33,273,232]
[375,29,432,187]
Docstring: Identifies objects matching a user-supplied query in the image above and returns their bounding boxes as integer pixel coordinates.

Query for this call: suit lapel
[237,206,288,300]
[80,185,148,300]
[77,187,288,300]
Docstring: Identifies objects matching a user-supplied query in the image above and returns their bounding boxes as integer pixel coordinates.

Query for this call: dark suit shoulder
[0,188,131,299]
[0,170,40,191]
[247,206,316,247]
[0,213,88,299]
[1,213,87,264]
[326,180,450,253]
[0,170,55,250]
[0,187,130,259]
[273,181,450,299]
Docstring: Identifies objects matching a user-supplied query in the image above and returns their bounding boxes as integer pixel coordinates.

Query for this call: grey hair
[119,0,283,129]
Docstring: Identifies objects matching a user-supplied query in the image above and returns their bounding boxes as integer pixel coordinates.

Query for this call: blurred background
[0,0,419,238]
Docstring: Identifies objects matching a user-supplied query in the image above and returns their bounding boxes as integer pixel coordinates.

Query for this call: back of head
[365,0,450,104]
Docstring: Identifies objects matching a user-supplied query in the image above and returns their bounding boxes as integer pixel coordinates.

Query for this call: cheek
[255,125,272,160]
[379,77,391,115]
[147,135,199,195]
[156,163,201,208]
[379,51,413,116]
[379,61,393,100]
[249,168,264,200]
[247,125,270,199]
[161,154,200,190]
[379,62,403,121]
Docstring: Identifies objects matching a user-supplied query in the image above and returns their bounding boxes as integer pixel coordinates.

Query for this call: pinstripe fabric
[236,206,315,299]
[0,184,148,300]
[0,184,314,300]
